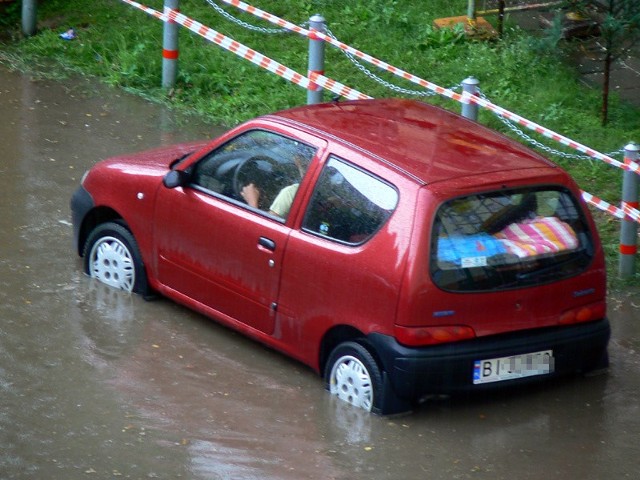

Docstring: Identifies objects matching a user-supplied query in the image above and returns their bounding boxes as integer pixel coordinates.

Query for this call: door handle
[258,236,276,252]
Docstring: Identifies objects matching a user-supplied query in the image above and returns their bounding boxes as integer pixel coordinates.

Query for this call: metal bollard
[22,0,37,37]
[307,14,326,105]
[467,0,477,25]
[461,76,480,121]
[162,0,180,90]
[619,143,640,278]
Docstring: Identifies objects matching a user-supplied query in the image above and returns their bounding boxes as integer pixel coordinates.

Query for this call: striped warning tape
[120,0,370,101]
[581,191,625,219]
[120,0,164,20]
[218,0,640,175]
[120,1,640,225]
[623,203,640,223]
[581,191,640,224]
[217,1,469,101]
[133,0,634,177]
[467,95,634,172]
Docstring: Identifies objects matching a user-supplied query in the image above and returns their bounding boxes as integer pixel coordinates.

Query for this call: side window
[302,157,398,244]
[190,130,316,219]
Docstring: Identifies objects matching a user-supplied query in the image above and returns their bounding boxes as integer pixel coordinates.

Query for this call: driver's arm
[241,183,261,208]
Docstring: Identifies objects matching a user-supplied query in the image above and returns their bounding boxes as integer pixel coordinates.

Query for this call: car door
[153,128,323,336]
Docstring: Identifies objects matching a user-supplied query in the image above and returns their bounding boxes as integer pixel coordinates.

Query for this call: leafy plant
[418,24,466,49]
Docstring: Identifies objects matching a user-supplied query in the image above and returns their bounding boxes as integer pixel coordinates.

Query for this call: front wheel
[83,222,149,295]
[325,341,383,413]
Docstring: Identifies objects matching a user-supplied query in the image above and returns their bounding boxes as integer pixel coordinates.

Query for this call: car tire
[83,221,149,295]
[325,341,383,413]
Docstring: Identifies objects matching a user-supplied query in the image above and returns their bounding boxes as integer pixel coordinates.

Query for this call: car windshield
[430,187,594,291]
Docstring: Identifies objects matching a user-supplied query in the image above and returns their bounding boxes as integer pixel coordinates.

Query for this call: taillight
[559,302,606,325]
[394,325,476,347]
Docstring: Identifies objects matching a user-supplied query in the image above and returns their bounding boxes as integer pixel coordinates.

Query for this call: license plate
[473,350,554,385]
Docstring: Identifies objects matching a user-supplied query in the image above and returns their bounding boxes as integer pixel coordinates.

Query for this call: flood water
[1,65,640,480]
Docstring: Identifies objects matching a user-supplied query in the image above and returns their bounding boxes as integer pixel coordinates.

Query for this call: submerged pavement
[1,64,640,479]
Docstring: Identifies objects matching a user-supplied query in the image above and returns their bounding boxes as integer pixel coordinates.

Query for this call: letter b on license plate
[473,350,554,384]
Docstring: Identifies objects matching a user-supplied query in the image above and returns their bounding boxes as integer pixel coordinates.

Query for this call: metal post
[22,0,37,37]
[307,14,326,105]
[497,0,505,37]
[162,0,180,90]
[461,76,480,121]
[467,0,477,25]
[619,143,640,278]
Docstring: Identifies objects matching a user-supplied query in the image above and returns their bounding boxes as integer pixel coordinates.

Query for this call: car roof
[267,98,556,184]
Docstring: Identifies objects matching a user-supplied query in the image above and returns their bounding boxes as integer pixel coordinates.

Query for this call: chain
[205,0,622,164]
[202,3,459,96]
[204,0,290,34]
[478,91,623,161]
[326,28,461,97]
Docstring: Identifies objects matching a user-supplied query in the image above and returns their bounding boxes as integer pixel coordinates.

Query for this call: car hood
[95,140,208,176]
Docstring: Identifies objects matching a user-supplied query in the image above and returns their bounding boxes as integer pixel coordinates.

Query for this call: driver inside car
[241,152,311,219]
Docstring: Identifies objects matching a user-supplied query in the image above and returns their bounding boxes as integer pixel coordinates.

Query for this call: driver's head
[292,144,316,178]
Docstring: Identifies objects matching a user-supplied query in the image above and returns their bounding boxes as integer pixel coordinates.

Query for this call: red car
[71,99,609,414]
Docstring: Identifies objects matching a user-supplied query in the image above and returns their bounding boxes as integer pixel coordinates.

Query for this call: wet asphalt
[1,65,640,479]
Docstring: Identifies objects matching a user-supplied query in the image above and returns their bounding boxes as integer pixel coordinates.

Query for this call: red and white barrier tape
[218,0,639,175]
[623,203,640,223]
[129,0,634,176]
[581,190,640,224]
[582,191,625,219]
[121,0,164,20]
[119,0,370,101]
[119,1,640,224]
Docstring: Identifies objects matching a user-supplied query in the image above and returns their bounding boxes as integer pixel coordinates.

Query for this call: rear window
[430,187,594,291]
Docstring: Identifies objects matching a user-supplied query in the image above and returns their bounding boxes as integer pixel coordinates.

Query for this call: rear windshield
[430,187,594,291]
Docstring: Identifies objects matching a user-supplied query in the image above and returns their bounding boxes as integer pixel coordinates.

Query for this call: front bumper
[367,318,610,401]
[70,185,94,255]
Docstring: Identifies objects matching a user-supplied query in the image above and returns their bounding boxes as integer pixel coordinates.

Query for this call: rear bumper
[367,319,610,401]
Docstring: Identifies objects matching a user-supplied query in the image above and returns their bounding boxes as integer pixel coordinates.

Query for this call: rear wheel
[325,341,382,413]
[83,222,149,295]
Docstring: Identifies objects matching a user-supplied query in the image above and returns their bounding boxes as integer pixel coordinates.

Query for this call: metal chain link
[478,90,623,161]
[201,3,461,96]
[204,0,291,34]
[205,0,622,163]
[326,28,461,97]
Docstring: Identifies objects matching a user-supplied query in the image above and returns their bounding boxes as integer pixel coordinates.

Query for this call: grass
[2,0,640,289]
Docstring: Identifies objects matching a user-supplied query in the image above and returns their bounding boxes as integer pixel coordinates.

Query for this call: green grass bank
[2,0,640,289]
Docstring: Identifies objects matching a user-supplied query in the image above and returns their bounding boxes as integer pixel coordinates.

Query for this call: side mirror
[163,170,190,189]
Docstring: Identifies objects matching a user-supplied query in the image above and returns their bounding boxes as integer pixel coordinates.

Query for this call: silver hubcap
[89,236,135,292]
[329,355,373,411]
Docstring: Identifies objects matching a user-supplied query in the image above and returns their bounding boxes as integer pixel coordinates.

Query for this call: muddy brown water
[1,65,640,479]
